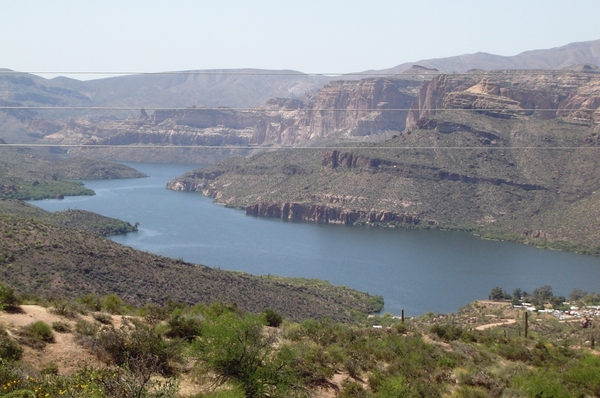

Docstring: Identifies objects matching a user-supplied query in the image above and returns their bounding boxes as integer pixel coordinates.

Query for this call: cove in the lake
[29,162,600,316]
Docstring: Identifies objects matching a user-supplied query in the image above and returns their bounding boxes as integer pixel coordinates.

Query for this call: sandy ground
[0,305,106,374]
[475,319,517,330]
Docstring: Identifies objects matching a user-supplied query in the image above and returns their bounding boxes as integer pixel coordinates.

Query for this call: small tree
[490,287,510,301]
[261,309,283,328]
[569,288,588,302]
[0,284,20,311]
[195,313,297,397]
[533,285,553,304]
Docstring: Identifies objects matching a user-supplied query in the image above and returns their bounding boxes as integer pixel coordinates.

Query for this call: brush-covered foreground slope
[0,146,146,200]
[167,109,600,253]
[0,215,382,322]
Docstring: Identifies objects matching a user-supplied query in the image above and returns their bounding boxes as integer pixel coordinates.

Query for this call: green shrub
[339,379,368,398]
[194,312,297,397]
[165,312,203,341]
[450,385,489,398]
[564,355,600,397]
[75,319,100,337]
[18,321,54,349]
[374,375,419,397]
[51,321,71,333]
[261,309,283,328]
[0,284,20,311]
[78,293,102,312]
[92,312,113,325]
[430,324,464,342]
[102,294,126,315]
[0,330,23,361]
[497,341,533,362]
[512,370,571,398]
[95,319,181,376]
[50,300,79,318]
[40,362,59,375]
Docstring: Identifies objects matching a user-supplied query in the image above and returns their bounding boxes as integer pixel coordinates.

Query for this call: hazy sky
[1,0,599,79]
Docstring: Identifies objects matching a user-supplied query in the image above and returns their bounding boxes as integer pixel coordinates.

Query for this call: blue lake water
[29,162,600,316]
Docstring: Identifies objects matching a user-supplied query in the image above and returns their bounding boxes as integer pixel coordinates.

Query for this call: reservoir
[30,162,600,316]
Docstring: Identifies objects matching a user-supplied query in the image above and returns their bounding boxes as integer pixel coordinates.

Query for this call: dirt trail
[475,319,517,330]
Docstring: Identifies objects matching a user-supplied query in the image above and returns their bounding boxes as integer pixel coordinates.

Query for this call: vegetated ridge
[0,199,138,236]
[0,214,382,322]
[0,146,146,200]
[167,69,600,254]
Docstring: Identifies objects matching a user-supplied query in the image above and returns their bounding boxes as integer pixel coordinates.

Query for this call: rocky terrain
[2,40,599,165]
[167,68,600,253]
[36,72,425,151]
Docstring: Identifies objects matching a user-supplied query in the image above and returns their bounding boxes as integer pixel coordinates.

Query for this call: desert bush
[204,302,241,320]
[374,374,419,397]
[40,362,59,376]
[511,369,571,398]
[430,324,465,342]
[201,388,245,398]
[450,385,489,398]
[92,312,113,325]
[497,340,533,362]
[261,309,283,328]
[165,311,203,341]
[140,302,169,324]
[0,329,23,362]
[285,342,334,387]
[78,293,102,312]
[50,299,79,318]
[95,318,181,376]
[563,355,600,397]
[17,321,54,349]
[194,312,302,397]
[338,379,368,398]
[102,294,126,315]
[51,321,71,333]
[0,283,20,312]
[74,319,100,337]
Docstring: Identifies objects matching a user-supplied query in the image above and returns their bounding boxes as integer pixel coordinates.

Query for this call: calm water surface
[30,163,600,316]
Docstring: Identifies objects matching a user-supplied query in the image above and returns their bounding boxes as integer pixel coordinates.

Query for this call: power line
[1,106,596,112]
[0,69,598,77]
[1,143,598,150]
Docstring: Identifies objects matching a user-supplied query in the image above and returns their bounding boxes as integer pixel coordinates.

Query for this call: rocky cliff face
[244,202,421,225]
[42,77,420,149]
[406,70,600,129]
[165,68,600,252]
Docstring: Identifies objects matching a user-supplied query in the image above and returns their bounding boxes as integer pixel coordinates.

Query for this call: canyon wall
[43,77,420,148]
[406,70,600,130]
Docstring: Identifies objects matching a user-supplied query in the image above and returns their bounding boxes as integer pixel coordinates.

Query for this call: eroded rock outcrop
[45,77,421,148]
[407,70,600,129]
[245,202,420,225]
[321,150,546,191]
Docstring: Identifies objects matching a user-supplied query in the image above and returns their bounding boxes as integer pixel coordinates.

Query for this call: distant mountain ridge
[1,39,600,158]
[366,39,600,74]
[1,39,599,115]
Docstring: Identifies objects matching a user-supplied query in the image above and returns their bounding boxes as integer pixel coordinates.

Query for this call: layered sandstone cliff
[42,77,421,148]
[406,69,600,129]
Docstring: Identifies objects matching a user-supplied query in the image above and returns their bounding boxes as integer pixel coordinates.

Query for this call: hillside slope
[0,147,146,200]
[167,70,600,253]
[0,215,382,322]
